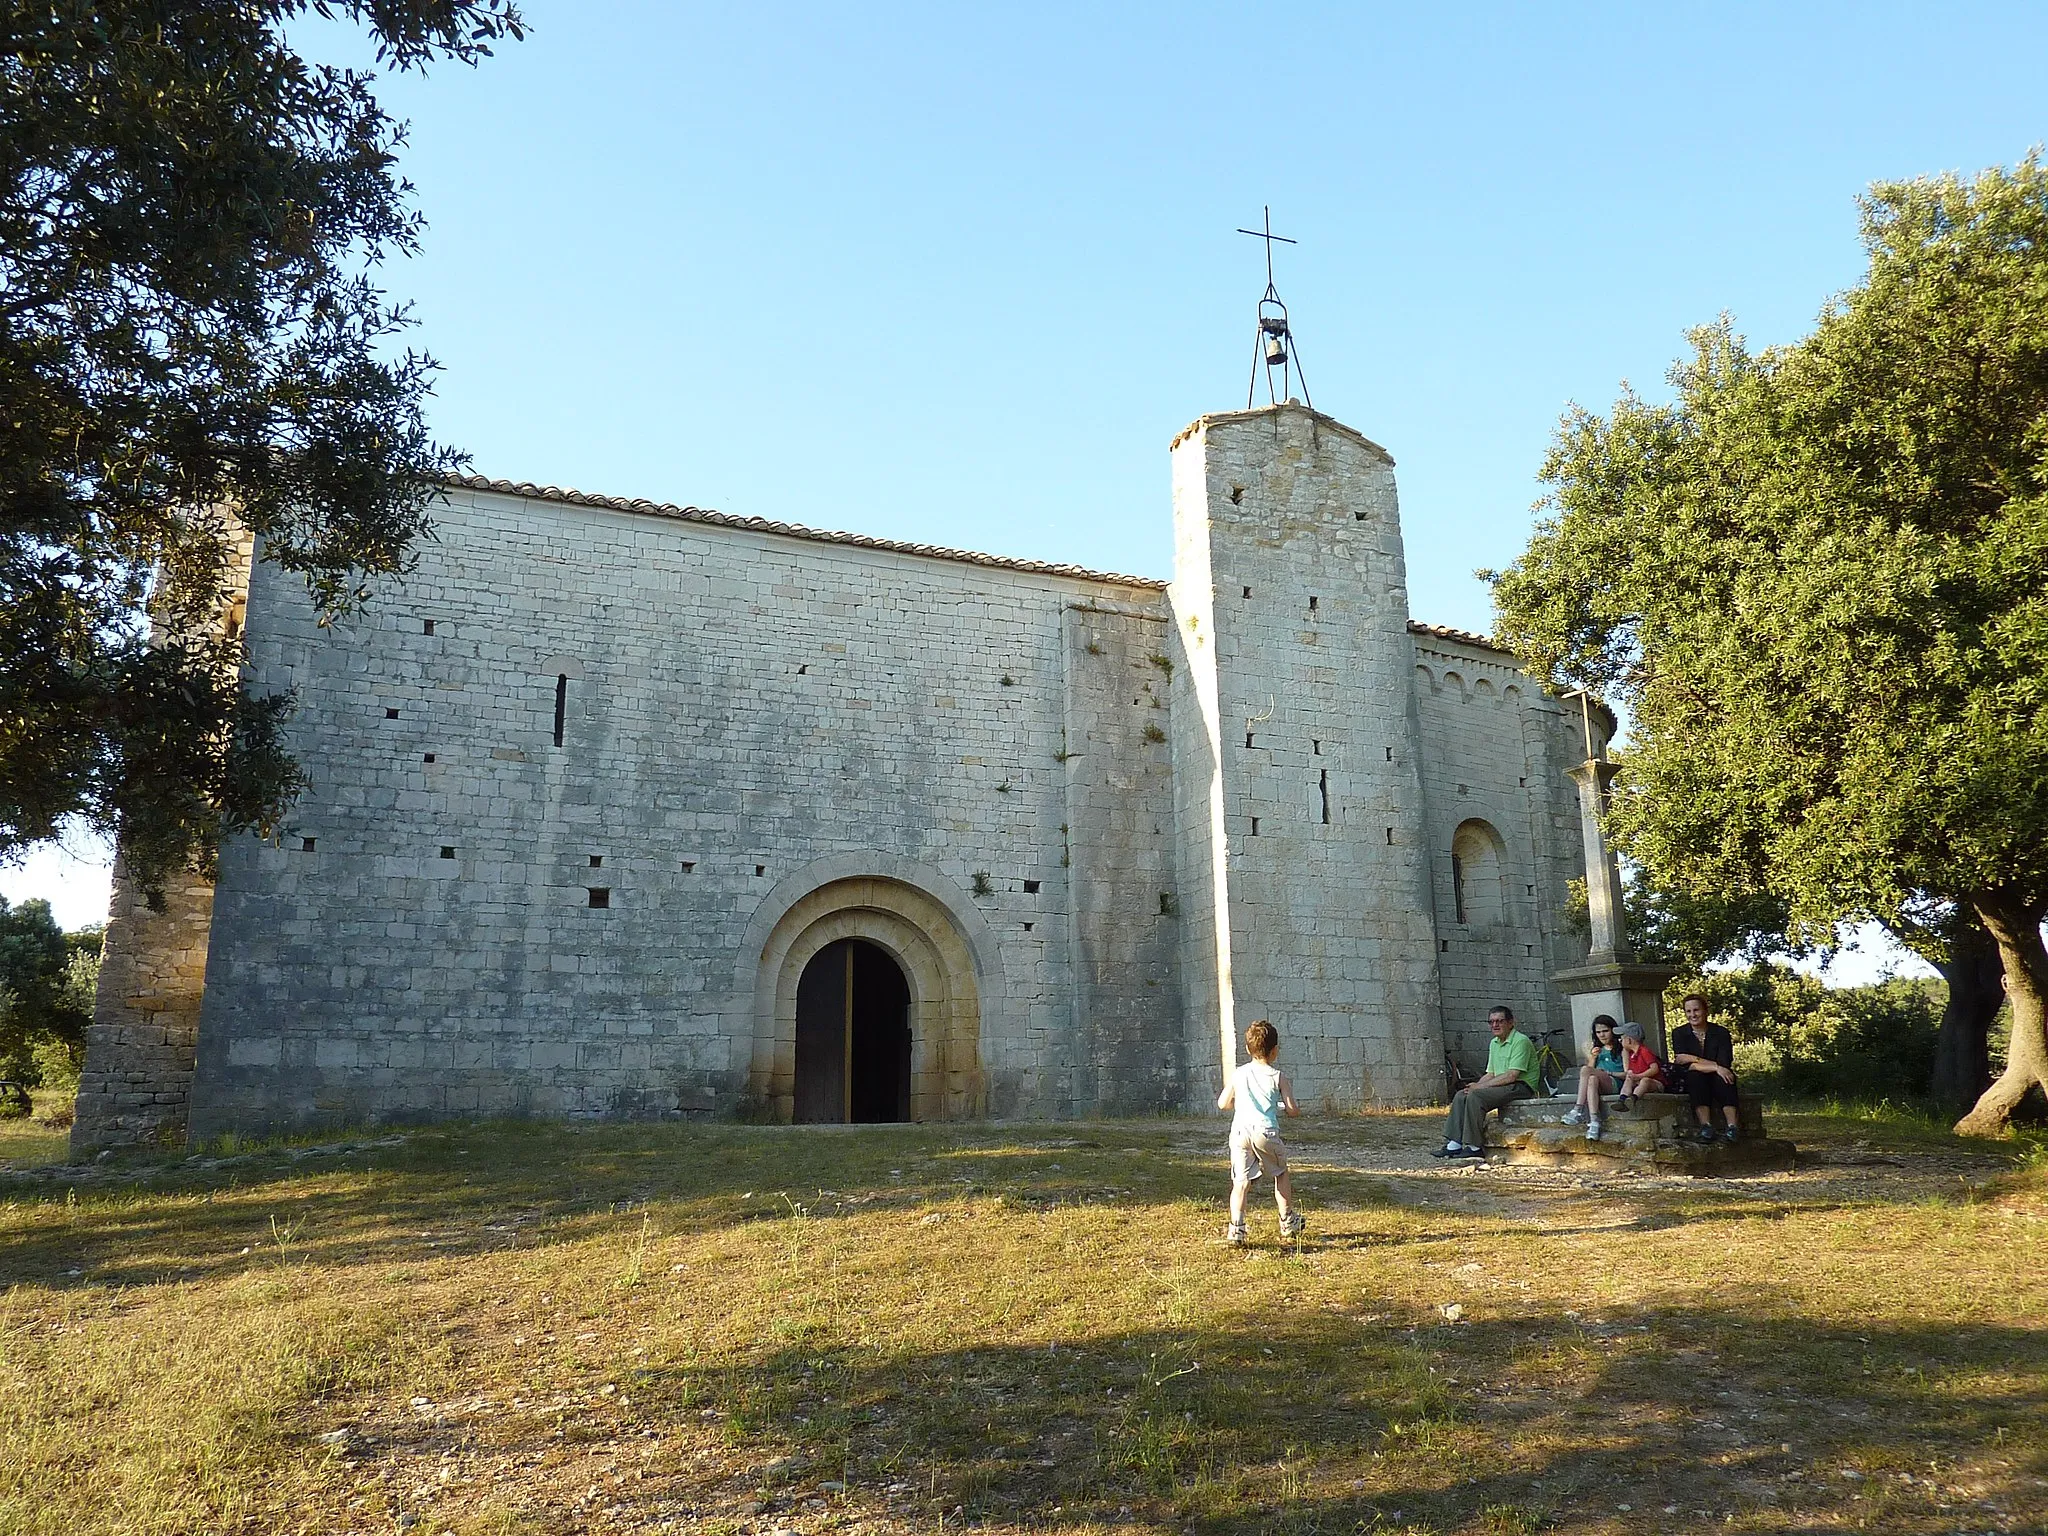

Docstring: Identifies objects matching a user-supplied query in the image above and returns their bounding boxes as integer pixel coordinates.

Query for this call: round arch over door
[747,875,985,1123]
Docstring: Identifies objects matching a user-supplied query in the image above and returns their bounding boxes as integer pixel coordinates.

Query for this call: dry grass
[1,1110,2043,1535]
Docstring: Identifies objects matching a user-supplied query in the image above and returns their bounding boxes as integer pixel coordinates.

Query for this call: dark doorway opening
[792,938,912,1123]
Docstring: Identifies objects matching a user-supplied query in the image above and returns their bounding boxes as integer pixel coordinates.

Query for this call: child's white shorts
[1230,1126,1288,1183]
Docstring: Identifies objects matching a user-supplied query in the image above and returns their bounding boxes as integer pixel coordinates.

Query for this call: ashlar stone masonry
[74,401,1604,1149]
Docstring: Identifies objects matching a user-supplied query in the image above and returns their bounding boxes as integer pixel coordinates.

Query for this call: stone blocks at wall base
[1484,1092,1795,1176]
[70,862,216,1155]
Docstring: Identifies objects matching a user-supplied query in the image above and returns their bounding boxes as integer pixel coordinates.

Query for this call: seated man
[1432,1005,1538,1159]
[1669,992,1741,1142]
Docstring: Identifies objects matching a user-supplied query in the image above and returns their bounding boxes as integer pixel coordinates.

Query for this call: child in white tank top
[1215,1019,1303,1244]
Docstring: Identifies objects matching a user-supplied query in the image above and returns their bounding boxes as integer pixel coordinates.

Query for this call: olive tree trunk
[1955,894,2048,1138]
[1930,916,2004,1111]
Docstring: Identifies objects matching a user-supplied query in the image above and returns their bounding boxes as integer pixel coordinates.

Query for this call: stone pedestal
[1553,958,1679,1058]
[1484,1091,1795,1175]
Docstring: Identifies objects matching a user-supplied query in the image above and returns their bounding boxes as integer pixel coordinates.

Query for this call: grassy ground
[1,1110,2043,1536]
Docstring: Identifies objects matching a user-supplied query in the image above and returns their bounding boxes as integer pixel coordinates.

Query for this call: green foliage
[1491,156,2048,936]
[1675,967,1943,1104]
[1490,156,2048,1128]
[0,900,95,1098]
[1,1,524,890]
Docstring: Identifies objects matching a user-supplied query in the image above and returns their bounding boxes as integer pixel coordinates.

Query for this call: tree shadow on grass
[338,1308,2048,1535]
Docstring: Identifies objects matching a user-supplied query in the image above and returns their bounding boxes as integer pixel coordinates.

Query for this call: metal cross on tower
[1237,206,1311,410]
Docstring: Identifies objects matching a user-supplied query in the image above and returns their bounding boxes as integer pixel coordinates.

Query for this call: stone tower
[1168,402,1445,1108]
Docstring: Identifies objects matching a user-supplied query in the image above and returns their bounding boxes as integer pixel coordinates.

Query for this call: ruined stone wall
[69,863,216,1151]
[72,522,256,1153]
[1411,635,1588,1073]
[1168,404,1446,1110]
[185,487,1176,1138]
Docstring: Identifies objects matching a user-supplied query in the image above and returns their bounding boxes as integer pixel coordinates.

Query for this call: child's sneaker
[1722,1125,1741,1143]
[1279,1212,1305,1240]
[1585,1119,1603,1141]
[1697,1124,1716,1142]
[1562,1107,1587,1126]
[1617,1093,1635,1111]
[1225,1221,1248,1246]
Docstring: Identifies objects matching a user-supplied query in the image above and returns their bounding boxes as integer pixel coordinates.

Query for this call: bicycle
[1531,1027,1577,1098]
[1441,1047,1476,1104]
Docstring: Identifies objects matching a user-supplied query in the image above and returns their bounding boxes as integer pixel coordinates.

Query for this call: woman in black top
[1670,992,1741,1141]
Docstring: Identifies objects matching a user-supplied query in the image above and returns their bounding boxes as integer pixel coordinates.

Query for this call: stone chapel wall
[1411,633,1587,1070]
[184,486,1174,1139]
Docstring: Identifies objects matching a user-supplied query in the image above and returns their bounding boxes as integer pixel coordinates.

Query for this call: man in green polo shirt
[1432,1005,1538,1159]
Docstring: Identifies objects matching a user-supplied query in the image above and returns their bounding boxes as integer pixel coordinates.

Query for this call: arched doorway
[793,938,912,1123]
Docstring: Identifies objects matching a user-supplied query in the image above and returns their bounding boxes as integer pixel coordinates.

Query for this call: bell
[1265,331,1289,366]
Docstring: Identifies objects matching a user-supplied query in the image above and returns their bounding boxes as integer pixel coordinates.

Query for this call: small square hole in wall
[1354,511,1367,521]
[589,854,602,868]
[1519,777,1527,787]
[385,707,399,720]
[423,753,435,763]
[1023,879,1040,894]
[1308,595,1318,612]
[1441,938,1450,952]
[587,887,610,909]
[754,864,766,877]
[301,837,316,852]
[440,846,456,859]
[1023,921,1034,932]
[422,619,435,636]
[681,860,696,873]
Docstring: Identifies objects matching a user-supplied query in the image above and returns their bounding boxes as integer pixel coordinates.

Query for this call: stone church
[74,399,1610,1150]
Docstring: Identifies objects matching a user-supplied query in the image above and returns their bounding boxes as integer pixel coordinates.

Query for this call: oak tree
[1492,158,2048,1135]
[2,1,522,890]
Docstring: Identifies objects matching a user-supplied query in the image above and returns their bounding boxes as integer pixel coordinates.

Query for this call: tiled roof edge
[1408,620,1512,655]
[445,475,1170,590]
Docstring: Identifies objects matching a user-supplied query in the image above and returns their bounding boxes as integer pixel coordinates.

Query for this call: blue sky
[14,0,2047,963]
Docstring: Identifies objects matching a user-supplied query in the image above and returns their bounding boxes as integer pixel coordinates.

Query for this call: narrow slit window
[1312,740,1320,754]
[587,887,610,909]
[422,619,435,636]
[1385,746,1394,761]
[1242,586,1252,599]
[1250,817,1260,837]
[1452,852,1468,924]
[553,675,568,747]
[1308,595,1318,612]
[1319,769,1330,825]
[1246,732,1255,748]
[1385,827,1395,845]
[754,864,765,877]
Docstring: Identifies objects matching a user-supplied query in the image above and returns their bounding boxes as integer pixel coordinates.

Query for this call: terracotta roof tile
[446,475,1168,590]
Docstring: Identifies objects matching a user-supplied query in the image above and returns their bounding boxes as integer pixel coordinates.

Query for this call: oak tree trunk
[1930,916,2003,1111]
[1955,894,2048,1138]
